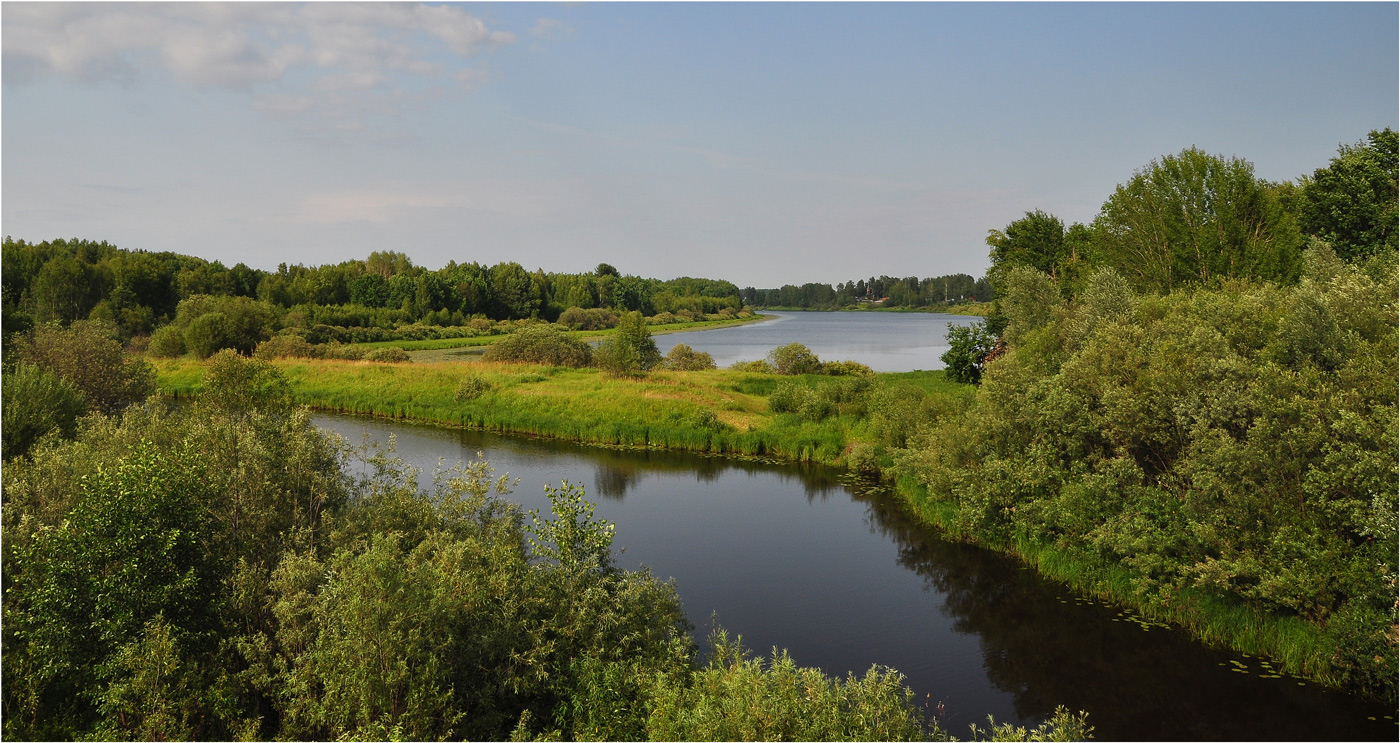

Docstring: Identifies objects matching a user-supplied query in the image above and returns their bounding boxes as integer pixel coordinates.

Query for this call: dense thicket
[924,131,1399,700]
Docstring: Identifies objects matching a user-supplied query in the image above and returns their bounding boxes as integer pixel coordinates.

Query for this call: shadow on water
[314,412,1397,741]
[851,486,1398,741]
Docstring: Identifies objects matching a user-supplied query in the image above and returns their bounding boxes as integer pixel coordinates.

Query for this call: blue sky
[3,2,1396,287]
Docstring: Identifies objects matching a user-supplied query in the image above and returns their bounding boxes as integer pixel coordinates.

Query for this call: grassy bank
[154,358,877,465]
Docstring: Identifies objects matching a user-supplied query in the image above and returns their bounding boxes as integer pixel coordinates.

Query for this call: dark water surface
[659,311,979,372]
[314,412,1397,740]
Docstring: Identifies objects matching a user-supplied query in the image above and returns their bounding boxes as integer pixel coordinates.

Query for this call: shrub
[767,343,822,375]
[148,325,187,357]
[730,359,773,373]
[941,321,999,384]
[557,307,618,331]
[455,374,493,401]
[184,312,231,359]
[483,325,592,367]
[254,334,322,360]
[820,359,874,377]
[364,347,411,363]
[664,343,716,371]
[768,380,814,414]
[15,320,154,414]
[846,442,880,474]
[2,363,88,460]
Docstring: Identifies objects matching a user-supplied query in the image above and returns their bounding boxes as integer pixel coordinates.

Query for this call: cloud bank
[3,2,513,128]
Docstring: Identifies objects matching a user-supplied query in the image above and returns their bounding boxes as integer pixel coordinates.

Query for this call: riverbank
[154,358,922,465]
[150,352,1387,705]
[351,312,774,363]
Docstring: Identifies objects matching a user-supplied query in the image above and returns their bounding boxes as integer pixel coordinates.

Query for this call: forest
[742,272,994,310]
[1,128,1396,739]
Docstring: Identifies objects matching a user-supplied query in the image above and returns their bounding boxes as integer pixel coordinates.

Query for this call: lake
[658,311,980,372]
[314,412,1397,741]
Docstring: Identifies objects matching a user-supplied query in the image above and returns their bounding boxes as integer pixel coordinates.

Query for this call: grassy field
[153,356,923,465]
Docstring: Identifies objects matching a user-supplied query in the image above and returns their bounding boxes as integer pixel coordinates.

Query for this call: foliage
[13,319,155,414]
[820,359,875,377]
[483,325,594,367]
[456,373,494,401]
[1,363,88,460]
[664,343,717,371]
[1298,128,1398,261]
[363,346,411,363]
[1093,147,1304,293]
[595,311,662,377]
[644,630,928,742]
[557,306,618,331]
[767,343,823,375]
[147,323,186,357]
[899,255,1399,699]
[941,322,999,384]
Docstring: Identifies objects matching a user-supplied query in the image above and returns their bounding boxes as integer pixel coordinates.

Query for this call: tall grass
[155,358,858,465]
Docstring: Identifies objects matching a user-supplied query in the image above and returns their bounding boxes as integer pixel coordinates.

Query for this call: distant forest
[742,273,994,310]
[0,242,748,353]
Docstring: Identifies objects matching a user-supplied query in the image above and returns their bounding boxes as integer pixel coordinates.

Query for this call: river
[313,410,1397,741]
[657,310,980,372]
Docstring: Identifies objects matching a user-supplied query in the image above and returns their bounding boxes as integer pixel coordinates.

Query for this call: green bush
[364,347,411,363]
[482,325,593,367]
[14,320,154,414]
[820,359,874,377]
[767,343,822,375]
[664,343,717,371]
[147,324,187,358]
[729,359,773,373]
[2,363,88,460]
[184,312,231,359]
[455,374,493,401]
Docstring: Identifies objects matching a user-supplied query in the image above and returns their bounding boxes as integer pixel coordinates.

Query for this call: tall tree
[1093,147,1304,293]
[1298,128,1399,261]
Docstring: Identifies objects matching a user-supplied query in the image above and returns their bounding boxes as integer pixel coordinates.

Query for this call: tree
[766,343,822,375]
[595,311,661,376]
[1093,147,1304,292]
[941,322,999,384]
[986,210,1074,293]
[1298,128,1399,261]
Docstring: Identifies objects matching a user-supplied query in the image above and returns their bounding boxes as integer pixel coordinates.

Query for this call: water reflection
[849,485,1397,741]
[312,413,1396,742]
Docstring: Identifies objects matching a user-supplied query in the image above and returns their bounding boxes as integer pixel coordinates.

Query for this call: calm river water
[658,310,979,372]
[313,411,1397,741]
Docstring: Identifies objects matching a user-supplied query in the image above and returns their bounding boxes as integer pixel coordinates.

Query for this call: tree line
[1,242,745,352]
[742,273,995,310]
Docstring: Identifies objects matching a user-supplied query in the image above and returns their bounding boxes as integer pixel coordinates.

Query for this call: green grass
[155,356,869,465]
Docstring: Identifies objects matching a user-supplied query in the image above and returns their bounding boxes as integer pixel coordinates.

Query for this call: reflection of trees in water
[850,486,1393,741]
[593,465,638,499]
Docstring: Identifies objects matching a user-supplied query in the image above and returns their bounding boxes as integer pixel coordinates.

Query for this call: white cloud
[2,2,514,126]
[530,17,573,40]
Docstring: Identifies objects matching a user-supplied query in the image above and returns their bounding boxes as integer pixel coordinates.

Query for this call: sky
[2,2,1396,288]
